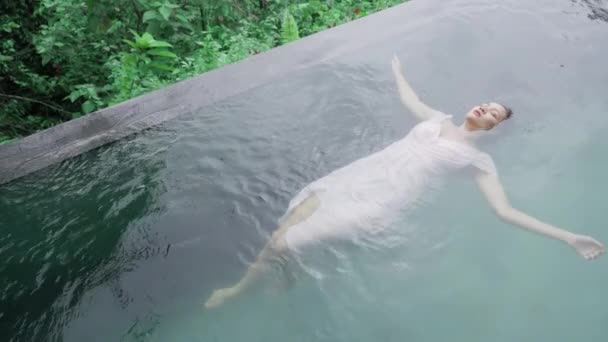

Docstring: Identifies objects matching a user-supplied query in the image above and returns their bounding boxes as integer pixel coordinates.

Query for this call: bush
[0,0,407,143]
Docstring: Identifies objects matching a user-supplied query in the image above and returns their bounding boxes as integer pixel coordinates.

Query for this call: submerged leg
[204,193,320,309]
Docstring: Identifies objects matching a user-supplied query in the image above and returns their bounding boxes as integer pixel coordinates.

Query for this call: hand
[567,234,605,260]
[391,54,402,75]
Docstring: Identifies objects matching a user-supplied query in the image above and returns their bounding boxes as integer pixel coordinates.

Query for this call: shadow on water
[571,0,608,22]
[0,127,173,342]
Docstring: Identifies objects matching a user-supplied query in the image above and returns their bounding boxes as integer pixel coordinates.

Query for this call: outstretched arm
[474,171,605,260]
[391,55,443,121]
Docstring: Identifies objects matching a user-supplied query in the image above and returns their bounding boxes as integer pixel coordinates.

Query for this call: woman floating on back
[205,55,605,309]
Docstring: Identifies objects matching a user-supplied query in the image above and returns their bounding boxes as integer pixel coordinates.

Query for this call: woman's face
[465,102,509,130]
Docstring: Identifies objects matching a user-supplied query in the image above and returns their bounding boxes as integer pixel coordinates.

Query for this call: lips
[474,109,482,117]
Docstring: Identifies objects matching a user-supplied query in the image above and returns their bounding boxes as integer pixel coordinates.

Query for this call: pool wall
[0,1,438,185]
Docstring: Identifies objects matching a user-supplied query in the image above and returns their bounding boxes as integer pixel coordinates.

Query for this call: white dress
[283,113,497,252]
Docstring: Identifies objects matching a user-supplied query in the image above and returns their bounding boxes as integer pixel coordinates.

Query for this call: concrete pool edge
[0,1,432,185]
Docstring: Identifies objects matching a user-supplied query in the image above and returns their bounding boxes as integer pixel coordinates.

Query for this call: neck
[459,121,486,140]
[462,119,480,131]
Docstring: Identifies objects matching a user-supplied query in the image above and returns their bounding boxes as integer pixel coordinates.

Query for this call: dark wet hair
[499,103,513,120]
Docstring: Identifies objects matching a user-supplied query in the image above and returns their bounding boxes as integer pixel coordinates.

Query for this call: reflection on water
[572,0,608,22]
[0,128,173,342]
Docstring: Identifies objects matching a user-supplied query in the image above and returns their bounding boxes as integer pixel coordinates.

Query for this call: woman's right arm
[474,170,605,260]
[391,55,443,121]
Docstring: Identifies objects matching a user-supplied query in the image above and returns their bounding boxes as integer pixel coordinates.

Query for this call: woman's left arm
[474,171,605,260]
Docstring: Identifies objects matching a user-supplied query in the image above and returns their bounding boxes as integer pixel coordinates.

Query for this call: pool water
[2,0,608,341]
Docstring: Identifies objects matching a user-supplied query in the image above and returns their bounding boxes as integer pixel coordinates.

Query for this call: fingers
[591,238,606,255]
[582,251,594,260]
[582,247,605,261]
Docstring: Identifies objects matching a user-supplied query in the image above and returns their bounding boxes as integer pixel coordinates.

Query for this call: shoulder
[430,110,452,122]
[420,111,454,130]
[471,151,498,176]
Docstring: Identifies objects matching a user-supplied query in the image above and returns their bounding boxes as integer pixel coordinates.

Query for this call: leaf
[140,32,154,44]
[158,6,172,21]
[149,61,173,71]
[143,10,159,23]
[145,20,162,37]
[123,39,137,48]
[146,48,177,58]
[175,13,190,24]
[129,29,141,40]
[67,90,82,102]
[148,40,173,48]
[0,54,13,62]
[82,100,96,113]
[107,20,123,33]
[85,86,97,97]
[1,21,20,33]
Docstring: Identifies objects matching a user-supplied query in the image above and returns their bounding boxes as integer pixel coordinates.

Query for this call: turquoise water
[2,0,608,341]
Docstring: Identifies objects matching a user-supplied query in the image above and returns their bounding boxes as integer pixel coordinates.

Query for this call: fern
[280,10,300,44]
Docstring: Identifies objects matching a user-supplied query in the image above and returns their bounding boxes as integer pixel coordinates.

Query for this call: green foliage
[65,84,107,116]
[0,0,408,143]
[281,10,300,44]
[107,31,177,104]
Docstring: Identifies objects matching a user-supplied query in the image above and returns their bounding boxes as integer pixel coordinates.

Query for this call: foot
[567,234,605,260]
[204,287,238,309]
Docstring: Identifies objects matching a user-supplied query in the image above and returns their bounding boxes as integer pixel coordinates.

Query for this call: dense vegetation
[0,0,406,144]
